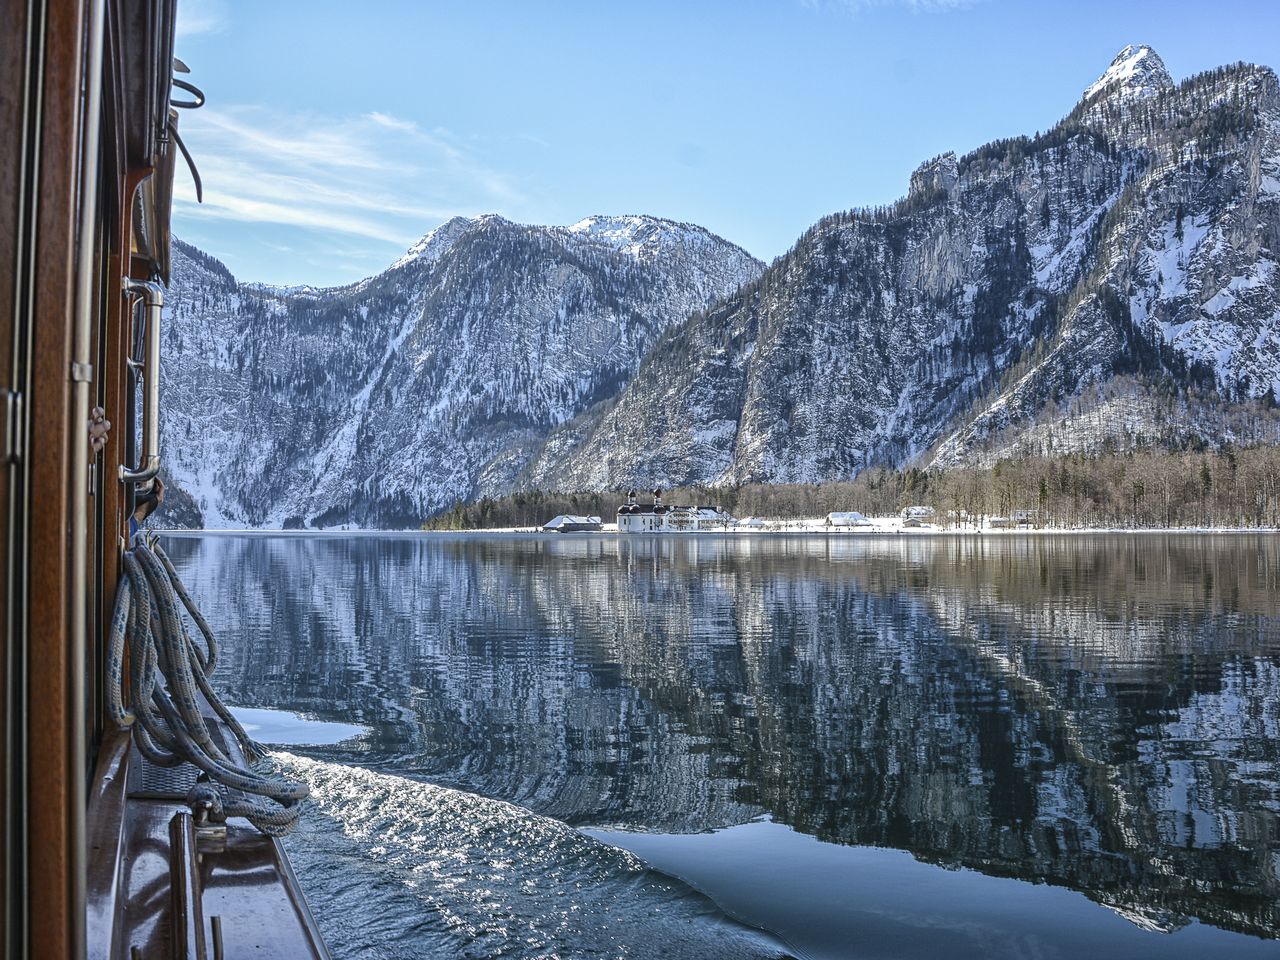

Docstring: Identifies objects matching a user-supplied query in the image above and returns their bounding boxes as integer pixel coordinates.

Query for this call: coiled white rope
[108,537,308,836]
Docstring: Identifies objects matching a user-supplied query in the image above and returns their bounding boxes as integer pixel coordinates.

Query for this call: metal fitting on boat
[188,782,228,850]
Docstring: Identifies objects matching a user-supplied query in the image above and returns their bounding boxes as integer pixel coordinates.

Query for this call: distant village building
[542,515,603,532]
[616,489,734,533]
[901,505,935,521]
[826,511,871,527]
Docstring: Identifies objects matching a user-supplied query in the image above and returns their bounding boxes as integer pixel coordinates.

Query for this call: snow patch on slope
[1083,44,1173,103]
[390,215,475,271]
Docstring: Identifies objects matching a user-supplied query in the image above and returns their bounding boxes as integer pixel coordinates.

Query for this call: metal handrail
[121,278,163,489]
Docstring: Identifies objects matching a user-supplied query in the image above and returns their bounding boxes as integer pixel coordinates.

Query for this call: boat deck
[86,728,328,959]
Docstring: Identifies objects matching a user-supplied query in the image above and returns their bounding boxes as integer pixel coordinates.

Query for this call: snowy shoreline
[160,521,1280,538]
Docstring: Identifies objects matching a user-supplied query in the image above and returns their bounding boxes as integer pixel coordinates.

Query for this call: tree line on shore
[422,446,1280,531]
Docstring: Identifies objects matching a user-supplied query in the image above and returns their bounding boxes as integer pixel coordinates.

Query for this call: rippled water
[163,532,1280,959]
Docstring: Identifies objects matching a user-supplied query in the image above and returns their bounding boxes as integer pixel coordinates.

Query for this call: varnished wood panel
[28,0,89,957]
[0,0,33,948]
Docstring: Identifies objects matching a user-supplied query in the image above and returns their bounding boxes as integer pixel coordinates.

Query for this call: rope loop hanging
[108,537,308,836]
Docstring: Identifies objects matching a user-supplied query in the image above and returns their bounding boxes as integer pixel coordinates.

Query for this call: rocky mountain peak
[521,45,1280,493]
[568,213,661,240]
[391,215,477,270]
[1082,44,1173,104]
[567,214,714,257]
[909,152,959,201]
[161,213,763,528]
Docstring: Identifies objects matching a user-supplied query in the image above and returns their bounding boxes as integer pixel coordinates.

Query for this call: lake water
[162,532,1280,959]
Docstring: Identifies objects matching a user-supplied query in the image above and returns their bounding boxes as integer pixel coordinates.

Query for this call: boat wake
[275,753,793,959]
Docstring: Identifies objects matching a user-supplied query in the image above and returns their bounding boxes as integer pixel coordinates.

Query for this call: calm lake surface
[163,532,1280,959]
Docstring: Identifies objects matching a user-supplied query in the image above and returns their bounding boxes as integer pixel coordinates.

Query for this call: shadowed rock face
[522,46,1280,490]
[159,216,761,528]
[168,532,1280,941]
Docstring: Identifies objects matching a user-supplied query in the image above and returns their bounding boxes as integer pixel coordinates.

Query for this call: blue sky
[172,0,1280,286]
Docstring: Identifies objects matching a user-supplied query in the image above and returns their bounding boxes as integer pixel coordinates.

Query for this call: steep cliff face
[523,45,1280,490]
[160,215,761,527]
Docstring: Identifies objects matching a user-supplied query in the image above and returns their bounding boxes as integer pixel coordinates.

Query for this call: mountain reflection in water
[164,532,1280,957]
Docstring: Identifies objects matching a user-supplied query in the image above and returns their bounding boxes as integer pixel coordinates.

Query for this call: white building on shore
[543,515,603,532]
[616,490,734,533]
[826,511,871,527]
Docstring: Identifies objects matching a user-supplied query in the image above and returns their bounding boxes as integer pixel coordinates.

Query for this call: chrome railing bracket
[120,278,163,489]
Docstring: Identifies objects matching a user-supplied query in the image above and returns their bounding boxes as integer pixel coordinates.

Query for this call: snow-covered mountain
[163,46,1280,526]
[522,45,1280,490]
[160,215,762,527]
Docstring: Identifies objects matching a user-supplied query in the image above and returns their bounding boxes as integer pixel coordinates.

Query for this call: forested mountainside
[160,216,761,527]
[428,443,1280,533]
[523,45,1280,491]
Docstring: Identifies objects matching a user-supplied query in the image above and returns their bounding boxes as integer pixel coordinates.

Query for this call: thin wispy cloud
[173,104,525,257]
[366,111,420,134]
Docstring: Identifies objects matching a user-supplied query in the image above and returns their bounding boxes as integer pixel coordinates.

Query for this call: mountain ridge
[516,44,1280,492]
[161,45,1280,527]
[161,214,762,527]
